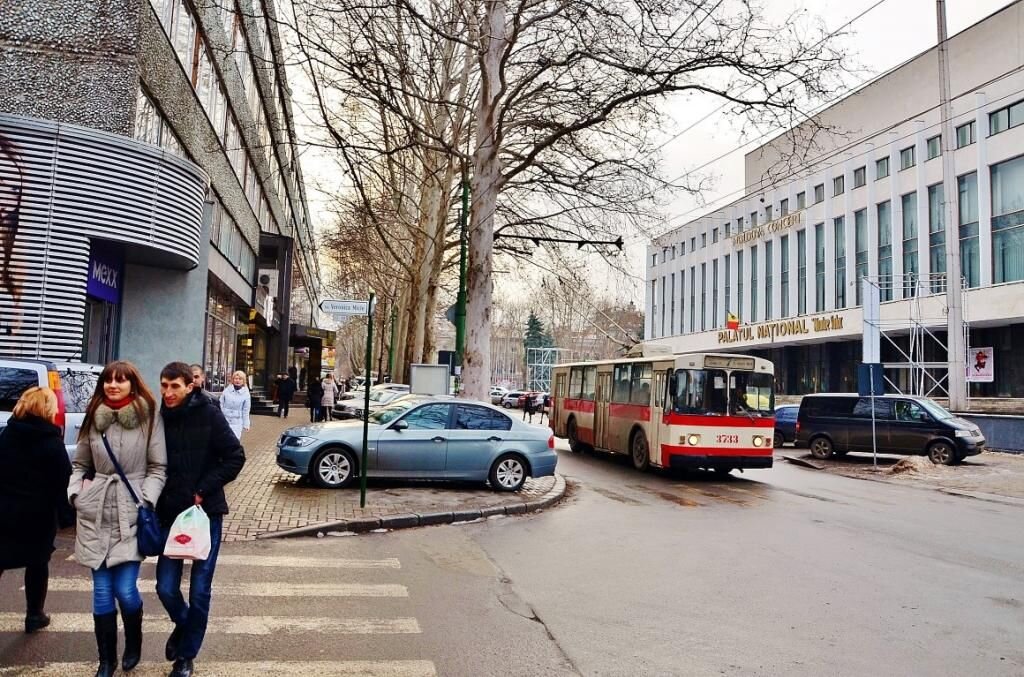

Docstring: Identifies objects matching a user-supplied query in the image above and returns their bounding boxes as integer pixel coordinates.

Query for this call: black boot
[93,611,118,677]
[170,657,194,677]
[121,605,143,671]
[165,623,184,661]
[24,559,50,633]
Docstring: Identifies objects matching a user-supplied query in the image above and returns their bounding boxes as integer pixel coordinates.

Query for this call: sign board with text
[320,299,372,316]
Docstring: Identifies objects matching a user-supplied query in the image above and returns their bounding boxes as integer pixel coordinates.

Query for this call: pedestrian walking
[275,372,296,419]
[307,377,324,423]
[156,362,245,677]
[538,392,550,424]
[218,371,251,440]
[523,393,536,423]
[321,374,339,421]
[67,361,167,676]
[189,364,214,403]
[0,387,73,635]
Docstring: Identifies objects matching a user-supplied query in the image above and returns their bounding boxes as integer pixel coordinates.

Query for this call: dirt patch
[887,457,935,475]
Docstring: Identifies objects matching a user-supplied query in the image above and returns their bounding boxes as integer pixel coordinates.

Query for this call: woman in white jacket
[320,374,339,421]
[219,371,251,440]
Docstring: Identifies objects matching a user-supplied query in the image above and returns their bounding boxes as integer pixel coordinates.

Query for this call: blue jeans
[155,515,223,660]
[92,561,142,615]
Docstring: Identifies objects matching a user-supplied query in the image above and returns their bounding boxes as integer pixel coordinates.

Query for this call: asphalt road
[1,444,1022,676]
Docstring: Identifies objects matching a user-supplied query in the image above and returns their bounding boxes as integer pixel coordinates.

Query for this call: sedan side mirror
[392,419,409,432]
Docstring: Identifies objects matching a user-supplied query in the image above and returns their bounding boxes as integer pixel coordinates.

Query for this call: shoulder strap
[100,433,143,508]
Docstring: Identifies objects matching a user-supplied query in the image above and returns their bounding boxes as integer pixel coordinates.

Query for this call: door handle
[432,436,446,443]
[488,436,502,442]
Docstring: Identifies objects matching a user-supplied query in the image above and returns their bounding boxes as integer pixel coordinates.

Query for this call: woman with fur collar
[68,361,167,676]
[219,370,251,440]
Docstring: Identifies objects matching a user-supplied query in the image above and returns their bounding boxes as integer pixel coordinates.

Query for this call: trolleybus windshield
[729,372,774,416]
[671,369,774,417]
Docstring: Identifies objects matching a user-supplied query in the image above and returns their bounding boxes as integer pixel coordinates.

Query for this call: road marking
[66,554,402,569]
[0,613,420,635]
[34,579,408,597]
[0,661,437,676]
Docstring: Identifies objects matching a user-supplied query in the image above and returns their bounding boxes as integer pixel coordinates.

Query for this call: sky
[294,0,1015,310]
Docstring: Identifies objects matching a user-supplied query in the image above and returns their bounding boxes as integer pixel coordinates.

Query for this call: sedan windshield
[369,399,416,424]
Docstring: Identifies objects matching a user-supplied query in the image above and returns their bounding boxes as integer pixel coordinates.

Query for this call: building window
[833,175,845,197]
[725,221,731,237]
[991,155,1024,283]
[651,253,657,267]
[814,223,825,312]
[765,205,773,221]
[712,227,719,244]
[900,146,916,171]
[750,212,758,228]
[796,192,806,209]
[712,259,719,329]
[959,172,980,288]
[877,201,893,302]
[700,263,707,331]
[650,280,657,338]
[902,192,919,296]
[989,100,1024,136]
[724,255,731,325]
[926,135,942,160]
[750,246,758,323]
[690,267,696,332]
[834,216,846,309]
[928,184,946,293]
[701,233,707,248]
[797,229,807,315]
[780,198,789,216]
[736,216,743,233]
[853,166,866,188]
[765,240,774,320]
[690,236,696,251]
[876,156,890,180]
[855,208,868,305]
[814,184,825,203]
[956,120,976,148]
[737,249,744,322]
[780,236,790,317]
[660,277,667,336]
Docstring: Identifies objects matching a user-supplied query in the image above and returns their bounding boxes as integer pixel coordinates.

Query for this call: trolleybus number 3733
[716,434,739,444]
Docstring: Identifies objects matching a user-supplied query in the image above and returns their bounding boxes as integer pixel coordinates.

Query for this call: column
[915,120,931,291]
[890,131,903,296]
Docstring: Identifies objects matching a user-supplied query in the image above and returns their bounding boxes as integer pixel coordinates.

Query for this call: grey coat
[68,402,167,569]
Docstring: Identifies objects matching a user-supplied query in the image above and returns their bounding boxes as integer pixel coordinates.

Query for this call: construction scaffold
[526,347,574,393]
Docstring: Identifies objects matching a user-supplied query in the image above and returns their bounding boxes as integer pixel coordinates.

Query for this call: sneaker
[24,613,50,633]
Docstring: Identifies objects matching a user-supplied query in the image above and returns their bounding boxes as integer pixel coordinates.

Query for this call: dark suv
[795,394,985,465]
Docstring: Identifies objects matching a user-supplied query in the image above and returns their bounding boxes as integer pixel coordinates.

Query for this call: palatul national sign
[730,210,803,246]
[718,313,845,344]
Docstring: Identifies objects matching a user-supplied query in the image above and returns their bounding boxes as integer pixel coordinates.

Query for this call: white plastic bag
[163,505,211,561]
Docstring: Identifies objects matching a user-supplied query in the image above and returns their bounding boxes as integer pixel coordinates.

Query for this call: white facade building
[646,2,1024,398]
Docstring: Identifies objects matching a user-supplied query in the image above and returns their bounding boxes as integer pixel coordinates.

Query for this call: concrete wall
[960,414,1024,453]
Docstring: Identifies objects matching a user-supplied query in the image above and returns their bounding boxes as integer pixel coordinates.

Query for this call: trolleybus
[550,347,775,474]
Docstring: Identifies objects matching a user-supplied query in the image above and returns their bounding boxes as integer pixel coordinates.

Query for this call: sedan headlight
[285,436,318,447]
[954,429,974,438]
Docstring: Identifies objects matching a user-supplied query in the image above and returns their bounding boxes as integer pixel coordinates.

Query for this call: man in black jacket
[275,372,297,418]
[155,362,245,677]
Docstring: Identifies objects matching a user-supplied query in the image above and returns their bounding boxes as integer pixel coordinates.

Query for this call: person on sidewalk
[320,374,339,422]
[0,387,73,635]
[68,361,167,677]
[275,372,296,419]
[189,365,215,403]
[218,371,251,441]
[523,393,536,423]
[156,362,245,677]
[307,377,324,423]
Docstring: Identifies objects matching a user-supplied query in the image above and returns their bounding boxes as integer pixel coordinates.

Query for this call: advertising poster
[966,347,994,383]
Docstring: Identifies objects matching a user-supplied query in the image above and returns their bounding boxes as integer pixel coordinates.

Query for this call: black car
[795,393,985,465]
[772,405,799,447]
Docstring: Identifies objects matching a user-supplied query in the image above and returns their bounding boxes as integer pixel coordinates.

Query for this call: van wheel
[631,430,650,471]
[928,441,958,466]
[809,436,834,460]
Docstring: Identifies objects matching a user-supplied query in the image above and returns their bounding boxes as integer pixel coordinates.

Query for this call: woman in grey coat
[68,361,166,677]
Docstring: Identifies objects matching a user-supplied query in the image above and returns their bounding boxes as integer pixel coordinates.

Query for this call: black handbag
[100,433,164,557]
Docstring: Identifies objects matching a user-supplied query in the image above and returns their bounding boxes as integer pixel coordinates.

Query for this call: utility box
[409,364,450,396]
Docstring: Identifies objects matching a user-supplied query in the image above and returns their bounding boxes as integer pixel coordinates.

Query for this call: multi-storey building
[0,0,326,389]
[646,2,1024,400]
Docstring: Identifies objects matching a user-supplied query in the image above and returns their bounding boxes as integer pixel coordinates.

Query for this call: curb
[256,474,567,539]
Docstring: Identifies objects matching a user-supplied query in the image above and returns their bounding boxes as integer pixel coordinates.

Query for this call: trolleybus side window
[671,369,728,415]
[729,372,775,415]
[654,370,667,408]
[630,363,652,405]
[582,366,597,400]
[612,364,632,403]
[568,367,584,399]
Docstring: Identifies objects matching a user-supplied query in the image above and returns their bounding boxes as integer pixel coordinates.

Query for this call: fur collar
[94,400,148,432]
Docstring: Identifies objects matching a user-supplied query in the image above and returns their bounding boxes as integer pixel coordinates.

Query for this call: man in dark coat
[276,372,297,418]
[156,362,245,677]
[306,378,324,422]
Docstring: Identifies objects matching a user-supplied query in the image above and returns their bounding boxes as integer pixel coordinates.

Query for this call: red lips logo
[174,534,192,544]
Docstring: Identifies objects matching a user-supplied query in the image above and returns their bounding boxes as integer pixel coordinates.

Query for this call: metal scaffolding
[526,347,573,392]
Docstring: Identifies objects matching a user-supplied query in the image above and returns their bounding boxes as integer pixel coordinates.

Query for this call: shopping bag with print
[163,505,212,561]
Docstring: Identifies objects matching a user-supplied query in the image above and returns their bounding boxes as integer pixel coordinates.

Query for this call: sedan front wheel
[311,448,356,489]
[489,454,527,492]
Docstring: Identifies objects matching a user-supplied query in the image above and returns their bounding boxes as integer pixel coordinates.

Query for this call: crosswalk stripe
[66,554,403,569]
[34,579,408,597]
[0,613,420,635]
[0,660,437,676]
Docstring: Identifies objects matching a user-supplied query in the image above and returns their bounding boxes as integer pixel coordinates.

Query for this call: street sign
[321,299,372,316]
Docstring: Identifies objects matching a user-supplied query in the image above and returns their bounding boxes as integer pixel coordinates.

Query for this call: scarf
[103,393,136,410]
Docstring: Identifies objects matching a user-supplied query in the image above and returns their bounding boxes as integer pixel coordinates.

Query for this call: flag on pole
[726,312,739,330]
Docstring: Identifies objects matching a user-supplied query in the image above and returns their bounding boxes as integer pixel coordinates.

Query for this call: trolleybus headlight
[752,436,765,447]
[687,434,701,446]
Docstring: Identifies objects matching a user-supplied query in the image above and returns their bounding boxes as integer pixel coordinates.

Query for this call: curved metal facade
[0,113,208,359]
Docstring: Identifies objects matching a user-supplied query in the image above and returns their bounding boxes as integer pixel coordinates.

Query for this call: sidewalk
[221,414,564,541]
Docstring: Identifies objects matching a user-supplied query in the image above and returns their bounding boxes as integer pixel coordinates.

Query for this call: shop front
[82,239,124,364]
[289,324,335,390]
[203,279,250,392]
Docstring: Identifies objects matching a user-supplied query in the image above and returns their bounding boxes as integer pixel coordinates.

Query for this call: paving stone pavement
[221,414,559,542]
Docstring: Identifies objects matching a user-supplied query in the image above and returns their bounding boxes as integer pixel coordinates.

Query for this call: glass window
[711,259,719,328]
[736,216,744,233]
[928,184,946,293]
[750,245,758,323]
[402,403,452,430]
[926,135,941,160]
[613,364,632,403]
[956,120,976,148]
[737,249,744,322]
[712,228,719,243]
[765,240,774,320]
[796,192,806,209]
[455,405,511,431]
[651,253,656,267]
[958,172,980,288]
[582,366,597,400]
[902,192,919,296]
[0,368,41,412]
[730,372,774,416]
[689,267,696,332]
[750,212,758,227]
[568,367,583,399]
[133,88,161,145]
[855,208,868,305]
[990,107,1009,135]
[700,263,706,331]
[900,146,916,171]
[764,205,772,221]
[814,223,825,312]
[853,166,866,188]
[797,229,807,315]
[724,255,731,323]
[690,236,696,251]
[991,156,1024,283]
[814,184,825,203]
[671,369,728,416]
[171,0,196,74]
[893,400,930,423]
[834,216,846,309]
[852,398,893,420]
[725,221,731,237]
[833,175,844,196]
[61,369,99,414]
[780,198,789,216]
[630,363,652,405]
[876,156,890,180]
[701,233,706,248]
[877,201,892,302]
[780,235,790,317]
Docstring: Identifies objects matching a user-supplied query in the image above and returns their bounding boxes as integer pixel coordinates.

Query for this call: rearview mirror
[392,419,409,431]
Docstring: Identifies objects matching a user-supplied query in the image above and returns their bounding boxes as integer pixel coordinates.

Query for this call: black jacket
[306,380,324,407]
[276,377,297,404]
[0,416,72,568]
[157,391,246,527]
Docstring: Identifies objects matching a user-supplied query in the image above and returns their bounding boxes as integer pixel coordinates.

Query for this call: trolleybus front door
[552,372,566,435]
[594,372,612,450]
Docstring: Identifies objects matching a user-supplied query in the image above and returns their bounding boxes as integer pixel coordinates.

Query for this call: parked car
[772,404,799,447]
[501,391,526,408]
[795,393,985,465]
[338,382,409,402]
[277,396,557,491]
[0,357,69,456]
[335,387,407,419]
[489,387,509,405]
[54,362,104,457]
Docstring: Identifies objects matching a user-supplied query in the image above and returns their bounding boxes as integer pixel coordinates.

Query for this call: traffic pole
[360,292,375,508]
[454,165,469,368]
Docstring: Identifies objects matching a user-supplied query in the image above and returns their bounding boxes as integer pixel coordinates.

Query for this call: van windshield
[917,398,954,421]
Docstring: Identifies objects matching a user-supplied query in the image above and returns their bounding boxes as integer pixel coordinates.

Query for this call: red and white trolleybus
[550,347,775,474]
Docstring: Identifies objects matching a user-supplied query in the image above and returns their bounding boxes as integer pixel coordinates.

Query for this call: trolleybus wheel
[713,467,733,477]
[631,430,650,471]
[567,418,583,453]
